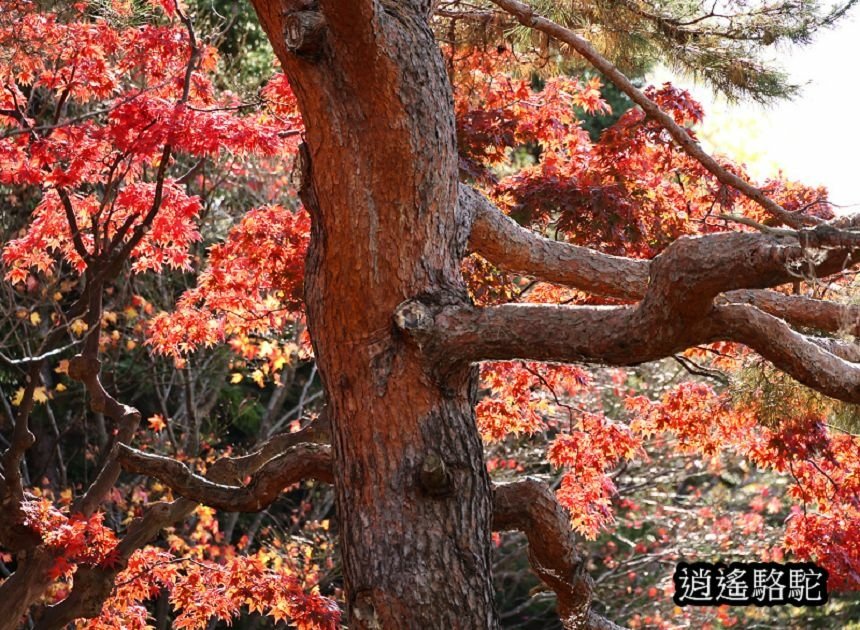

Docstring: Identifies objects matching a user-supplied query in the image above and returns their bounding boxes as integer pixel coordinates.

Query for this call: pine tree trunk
[249,2,498,627]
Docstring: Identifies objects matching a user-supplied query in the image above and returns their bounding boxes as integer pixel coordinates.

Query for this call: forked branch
[464,186,648,300]
[404,192,860,403]
[398,296,860,403]
[117,442,333,512]
[465,186,860,338]
[35,416,333,628]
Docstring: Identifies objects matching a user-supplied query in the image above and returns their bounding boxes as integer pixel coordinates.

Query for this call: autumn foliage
[1,1,859,629]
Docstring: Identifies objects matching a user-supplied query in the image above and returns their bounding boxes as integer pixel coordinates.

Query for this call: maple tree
[2,0,860,628]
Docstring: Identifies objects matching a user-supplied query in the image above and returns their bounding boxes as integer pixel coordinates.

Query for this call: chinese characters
[673,562,828,606]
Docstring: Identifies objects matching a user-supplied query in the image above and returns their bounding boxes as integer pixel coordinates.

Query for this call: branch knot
[68,354,101,381]
[283,11,326,58]
[393,299,434,333]
[418,450,453,496]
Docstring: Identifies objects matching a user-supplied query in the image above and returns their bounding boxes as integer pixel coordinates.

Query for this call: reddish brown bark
[117,442,333,510]
[494,479,625,630]
[249,1,496,626]
[13,1,860,627]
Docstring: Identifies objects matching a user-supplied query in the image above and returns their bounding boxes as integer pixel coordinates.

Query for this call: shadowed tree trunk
[247,1,497,626]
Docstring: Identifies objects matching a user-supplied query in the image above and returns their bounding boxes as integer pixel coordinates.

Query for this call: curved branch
[34,415,333,628]
[397,297,860,402]
[466,185,860,336]
[56,188,91,263]
[493,479,626,630]
[206,410,332,485]
[715,304,860,401]
[0,549,55,630]
[0,364,45,552]
[117,443,333,512]
[66,353,141,517]
[426,189,860,403]
[463,185,648,300]
[724,289,860,336]
[33,432,330,625]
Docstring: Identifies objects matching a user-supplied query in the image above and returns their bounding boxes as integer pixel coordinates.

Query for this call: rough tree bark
[248,1,497,627]
[242,1,860,628]
[4,1,858,627]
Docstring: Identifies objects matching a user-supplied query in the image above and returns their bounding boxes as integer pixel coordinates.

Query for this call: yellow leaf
[251,369,265,388]
[55,383,66,392]
[10,387,49,406]
[29,311,41,326]
[69,319,88,337]
[230,373,243,384]
[55,360,69,375]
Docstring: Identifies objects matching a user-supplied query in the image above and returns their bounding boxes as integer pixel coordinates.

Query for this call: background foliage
[1,0,859,628]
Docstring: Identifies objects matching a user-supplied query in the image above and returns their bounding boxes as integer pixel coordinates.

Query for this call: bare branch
[65,353,141,517]
[395,297,860,404]
[724,289,860,336]
[0,364,43,551]
[209,409,331,485]
[56,188,91,263]
[0,339,83,367]
[117,442,333,512]
[714,304,860,401]
[0,549,56,629]
[463,185,648,300]
[465,186,860,337]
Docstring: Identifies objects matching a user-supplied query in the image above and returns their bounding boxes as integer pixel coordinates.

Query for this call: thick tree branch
[207,409,331,485]
[0,549,56,630]
[724,289,860,336]
[493,479,626,630]
[465,185,860,336]
[398,298,860,403]
[714,304,860,401]
[0,364,44,551]
[117,442,333,512]
[463,185,648,300]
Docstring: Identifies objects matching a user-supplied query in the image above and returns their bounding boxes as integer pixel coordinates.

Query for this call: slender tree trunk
[249,1,497,627]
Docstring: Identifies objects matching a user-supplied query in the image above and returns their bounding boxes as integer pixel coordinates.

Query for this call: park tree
[2,0,860,629]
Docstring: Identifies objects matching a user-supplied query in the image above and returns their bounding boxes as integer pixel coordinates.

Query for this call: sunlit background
[650,10,860,211]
